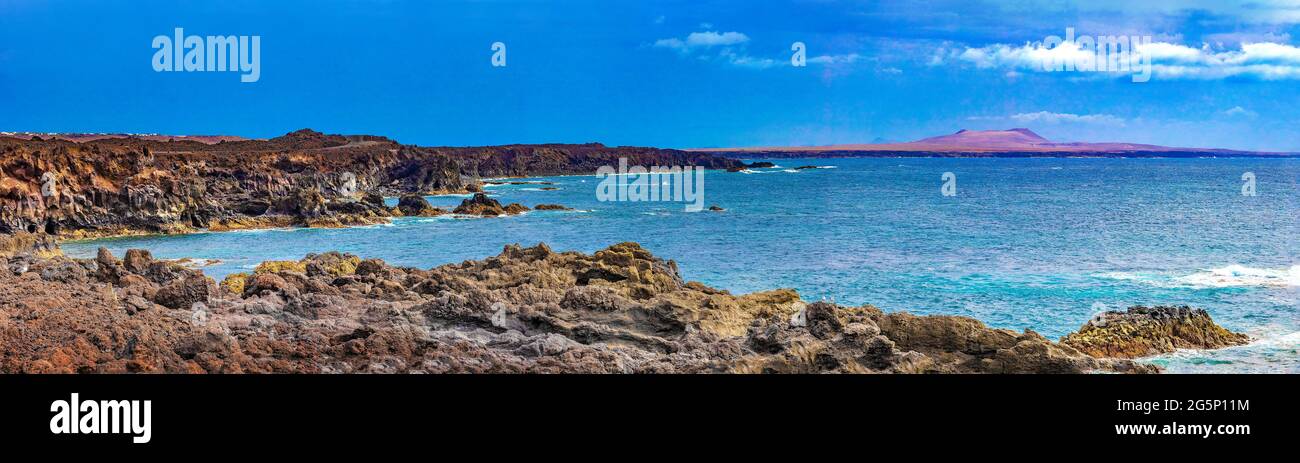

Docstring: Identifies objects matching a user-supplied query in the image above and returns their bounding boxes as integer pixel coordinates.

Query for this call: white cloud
[1204,31,1291,46]
[654,31,750,50]
[653,30,863,71]
[1222,106,1259,118]
[718,48,779,69]
[686,31,748,47]
[970,112,1126,126]
[652,37,687,50]
[943,39,1300,80]
[808,53,861,65]
[1011,111,1126,126]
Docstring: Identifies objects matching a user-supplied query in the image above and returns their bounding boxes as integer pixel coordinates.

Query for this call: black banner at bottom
[2,374,1292,453]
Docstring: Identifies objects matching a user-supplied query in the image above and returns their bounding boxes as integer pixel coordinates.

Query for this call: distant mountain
[0,132,248,144]
[914,128,1048,148]
[693,128,1299,157]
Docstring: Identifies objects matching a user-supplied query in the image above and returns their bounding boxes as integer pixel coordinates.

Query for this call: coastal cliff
[0,130,740,238]
[0,236,1157,374]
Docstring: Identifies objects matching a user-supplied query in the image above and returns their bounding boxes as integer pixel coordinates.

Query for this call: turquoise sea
[64,158,1300,373]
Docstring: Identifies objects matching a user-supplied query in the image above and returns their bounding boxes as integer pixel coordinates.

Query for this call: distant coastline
[691,128,1300,158]
[698,149,1300,159]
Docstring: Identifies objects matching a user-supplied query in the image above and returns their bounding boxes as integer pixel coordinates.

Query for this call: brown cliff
[0,129,740,238]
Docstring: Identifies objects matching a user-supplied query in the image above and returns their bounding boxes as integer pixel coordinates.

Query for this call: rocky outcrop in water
[0,238,1156,374]
[533,204,572,211]
[453,193,529,216]
[395,194,445,217]
[0,130,740,238]
[1061,305,1249,358]
[726,161,776,172]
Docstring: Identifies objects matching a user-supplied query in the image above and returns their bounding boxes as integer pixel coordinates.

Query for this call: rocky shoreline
[0,232,1250,374]
[0,130,1257,374]
[1061,306,1250,358]
[1,129,740,240]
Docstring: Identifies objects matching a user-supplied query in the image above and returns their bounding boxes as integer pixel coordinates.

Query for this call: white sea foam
[1251,329,1300,348]
[172,258,221,269]
[430,192,495,198]
[1094,271,1147,282]
[1175,265,1300,288]
[218,227,300,235]
[1095,266,1300,289]
[401,216,454,224]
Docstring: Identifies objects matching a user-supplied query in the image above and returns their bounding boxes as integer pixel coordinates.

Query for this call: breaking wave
[1175,265,1300,288]
[1095,265,1300,289]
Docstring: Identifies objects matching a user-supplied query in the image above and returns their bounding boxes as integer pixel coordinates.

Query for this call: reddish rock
[0,240,1159,374]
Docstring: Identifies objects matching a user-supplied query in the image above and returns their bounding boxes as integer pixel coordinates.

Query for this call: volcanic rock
[123,249,153,274]
[453,193,529,216]
[0,241,1157,374]
[0,132,741,238]
[1061,305,1250,358]
[154,272,217,310]
[396,194,445,217]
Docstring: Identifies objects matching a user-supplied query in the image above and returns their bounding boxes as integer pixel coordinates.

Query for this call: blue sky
[2,0,1300,150]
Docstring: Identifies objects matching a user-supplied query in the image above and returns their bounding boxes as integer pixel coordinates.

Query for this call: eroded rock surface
[396,194,445,217]
[0,130,740,238]
[1062,305,1249,358]
[0,238,1156,374]
[453,193,529,217]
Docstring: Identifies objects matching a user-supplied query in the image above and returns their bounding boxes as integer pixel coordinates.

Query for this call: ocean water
[64,158,1300,373]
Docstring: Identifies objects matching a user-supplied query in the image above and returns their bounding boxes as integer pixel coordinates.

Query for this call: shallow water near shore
[64,158,1300,373]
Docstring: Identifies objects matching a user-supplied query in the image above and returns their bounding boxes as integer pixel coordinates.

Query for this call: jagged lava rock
[1061,305,1250,358]
[396,194,445,217]
[453,193,529,216]
[0,239,1157,374]
[0,132,741,238]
